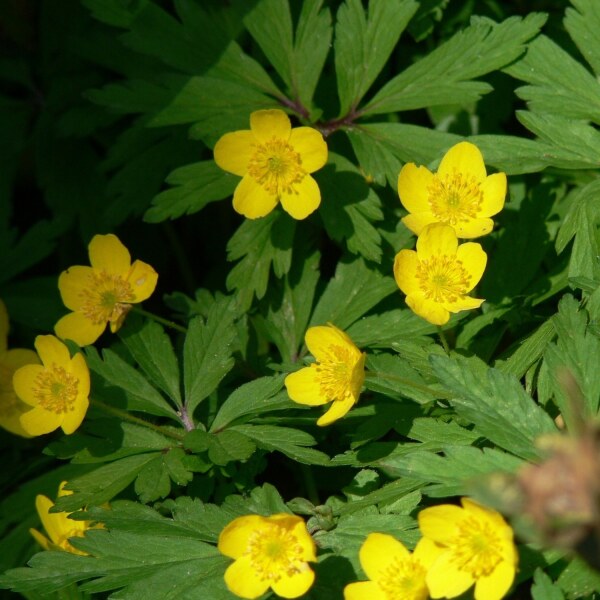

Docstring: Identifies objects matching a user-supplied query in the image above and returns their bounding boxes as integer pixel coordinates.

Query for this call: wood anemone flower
[284,324,366,426]
[394,223,487,326]
[55,233,158,346]
[214,109,328,220]
[13,335,90,436]
[218,513,316,599]
[398,141,506,239]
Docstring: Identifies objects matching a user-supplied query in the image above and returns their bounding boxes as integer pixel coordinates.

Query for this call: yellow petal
[350,353,366,399]
[453,217,494,239]
[285,367,330,406]
[55,312,106,347]
[224,555,270,599]
[437,141,486,182]
[445,296,484,314]
[88,234,131,274]
[20,407,62,435]
[289,517,317,562]
[61,371,89,434]
[2,348,39,370]
[58,266,94,311]
[213,130,254,176]
[271,565,315,599]
[412,537,445,569]
[317,394,355,426]
[289,127,327,173]
[480,172,507,217]
[418,504,464,544]
[406,294,450,326]
[35,335,71,367]
[359,532,409,581]
[416,223,458,259]
[344,581,387,600]
[13,364,45,406]
[456,242,487,292]
[0,299,8,352]
[426,551,474,599]
[218,514,266,559]
[232,175,279,219]
[393,249,420,296]
[126,260,158,302]
[304,324,360,363]
[398,163,434,214]
[401,212,437,236]
[280,175,321,220]
[35,494,63,546]
[474,560,515,600]
[250,109,291,143]
[29,527,51,551]
[0,392,32,437]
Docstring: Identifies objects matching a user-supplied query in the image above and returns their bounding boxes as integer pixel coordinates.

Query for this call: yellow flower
[13,335,90,436]
[213,109,327,220]
[218,513,316,599]
[55,234,158,346]
[394,223,486,326]
[398,141,506,239]
[0,300,39,437]
[30,481,94,555]
[418,498,518,600]
[284,324,366,426]
[344,533,442,600]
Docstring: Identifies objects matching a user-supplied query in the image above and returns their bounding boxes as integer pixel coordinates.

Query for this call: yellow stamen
[246,523,304,582]
[247,138,306,195]
[33,367,79,414]
[312,344,354,400]
[428,170,483,225]
[450,515,503,578]
[416,255,471,304]
[378,555,428,600]
[80,271,135,325]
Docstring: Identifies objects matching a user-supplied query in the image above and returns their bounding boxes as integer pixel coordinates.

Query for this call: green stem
[91,398,185,442]
[131,306,187,334]
[437,327,450,355]
[364,371,451,400]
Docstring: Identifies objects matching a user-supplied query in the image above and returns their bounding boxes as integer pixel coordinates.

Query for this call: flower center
[312,344,354,400]
[427,171,483,225]
[450,516,503,578]
[33,367,79,414]
[416,255,471,304]
[246,523,304,582]
[378,555,429,600]
[247,138,305,196]
[80,271,135,325]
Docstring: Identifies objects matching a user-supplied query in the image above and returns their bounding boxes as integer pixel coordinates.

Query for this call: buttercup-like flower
[418,498,518,600]
[213,109,328,220]
[0,300,39,437]
[394,223,486,326]
[285,324,366,426]
[55,234,158,346]
[13,335,90,436]
[398,141,506,238]
[30,481,94,555]
[344,533,442,600]
[218,513,316,599]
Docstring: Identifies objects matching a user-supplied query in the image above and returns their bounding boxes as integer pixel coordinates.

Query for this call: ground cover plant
[1,0,600,598]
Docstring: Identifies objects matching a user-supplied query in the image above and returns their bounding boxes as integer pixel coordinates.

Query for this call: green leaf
[334,0,418,115]
[184,429,256,466]
[363,13,546,115]
[145,160,237,222]
[226,211,295,311]
[183,296,237,416]
[532,568,565,600]
[565,0,600,77]
[317,153,383,262]
[210,374,288,432]
[83,0,149,28]
[134,454,172,503]
[54,454,160,512]
[309,256,396,330]
[431,354,557,460]
[231,424,330,465]
[119,318,182,407]
[557,556,600,598]
[86,347,179,420]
